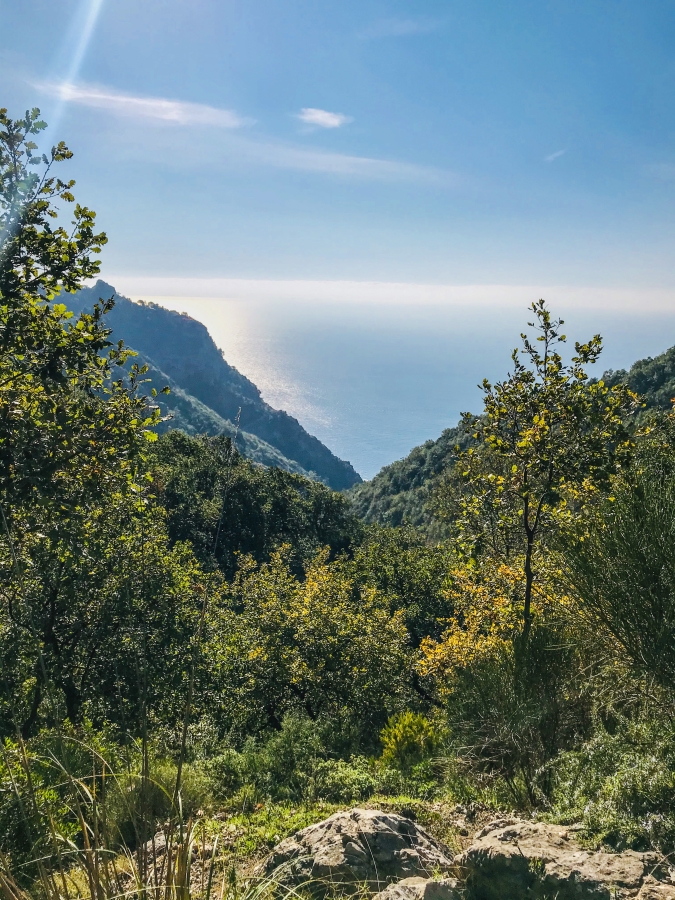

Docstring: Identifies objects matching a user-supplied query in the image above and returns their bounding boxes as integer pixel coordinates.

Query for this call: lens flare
[50,0,106,135]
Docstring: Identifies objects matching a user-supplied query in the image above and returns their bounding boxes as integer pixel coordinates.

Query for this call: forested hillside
[67,282,362,490]
[351,340,675,528]
[603,344,675,411]
[347,423,473,530]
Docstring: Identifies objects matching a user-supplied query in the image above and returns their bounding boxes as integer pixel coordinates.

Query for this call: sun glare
[50,0,106,134]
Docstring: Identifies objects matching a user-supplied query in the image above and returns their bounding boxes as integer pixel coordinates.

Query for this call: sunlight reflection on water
[129,292,675,479]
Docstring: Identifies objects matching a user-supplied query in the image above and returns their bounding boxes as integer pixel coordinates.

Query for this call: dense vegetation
[3,105,675,900]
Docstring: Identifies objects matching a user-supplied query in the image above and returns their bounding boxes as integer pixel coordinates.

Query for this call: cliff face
[67,282,361,490]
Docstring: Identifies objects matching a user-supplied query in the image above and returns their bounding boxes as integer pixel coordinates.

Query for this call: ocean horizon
[108,279,675,480]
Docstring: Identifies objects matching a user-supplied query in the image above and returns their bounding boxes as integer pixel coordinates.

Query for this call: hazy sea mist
[120,288,675,480]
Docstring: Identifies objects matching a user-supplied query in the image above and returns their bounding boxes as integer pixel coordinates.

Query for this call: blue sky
[3,0,675,288]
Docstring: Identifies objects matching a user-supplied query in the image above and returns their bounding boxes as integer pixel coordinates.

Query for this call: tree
[210,549,411,751]
[418,557,592,803]
[0,108,158,517]
[435,300,636,644]
[0,107,105,300]
[0,107,182,735]
[563,412,675,689]
[349,525,454,647]
[149,430,360,577]
[0,499,207,735]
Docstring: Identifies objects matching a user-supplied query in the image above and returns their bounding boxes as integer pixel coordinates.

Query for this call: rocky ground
[140,803,675,900]
[257,808,675,900]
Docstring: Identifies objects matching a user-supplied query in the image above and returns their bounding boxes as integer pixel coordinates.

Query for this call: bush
[550,717,675,852]
[420,562,593,806]
[563,434,675,689]
[380,711,439,772]
[203,715,326,804]
[212,550,412,749]
[313,757,377,802]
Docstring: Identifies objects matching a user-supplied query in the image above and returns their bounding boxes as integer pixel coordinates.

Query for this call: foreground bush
[420,561,593,805]
[210,549,412,752]
[551,715,675,852]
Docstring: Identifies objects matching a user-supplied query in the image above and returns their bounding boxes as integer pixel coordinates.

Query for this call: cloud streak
[39,80,249,128]
[297,108,352,128]
[545,149,566,162]
[35,79,458,186]
[233,137,454,183]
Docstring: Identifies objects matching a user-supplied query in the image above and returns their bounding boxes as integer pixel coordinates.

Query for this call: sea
[109,279,675,480]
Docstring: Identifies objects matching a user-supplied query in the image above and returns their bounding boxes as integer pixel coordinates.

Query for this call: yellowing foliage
[212,547,411,739]
[419,560,571,697]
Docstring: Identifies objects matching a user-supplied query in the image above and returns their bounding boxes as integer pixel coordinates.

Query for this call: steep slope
[603,345,675,412]
[350,341,675,528]
[347,423,474,529]
[137,358,318,479]
[67,281,361,489]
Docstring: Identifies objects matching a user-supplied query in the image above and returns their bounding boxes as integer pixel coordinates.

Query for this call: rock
[456,819,652,900]
[263,808,454,894]
[133,830,213,893]
[373,876,461,900]
[638,878,675,900]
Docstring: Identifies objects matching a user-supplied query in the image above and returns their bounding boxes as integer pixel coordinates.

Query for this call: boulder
[263,808,454,894]
[373,876,461,900]
[456,818,655,900]
[638,878,675,900]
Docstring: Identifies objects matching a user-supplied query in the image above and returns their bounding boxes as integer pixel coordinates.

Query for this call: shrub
[313,757,377,802]
[212,550,411,749]
[550,716,675,852]
[419,561,593,806]
[380,711,439,773]
[563,434,675,689]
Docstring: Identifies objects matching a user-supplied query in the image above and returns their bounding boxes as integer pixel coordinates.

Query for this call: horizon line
[97,275,675,313]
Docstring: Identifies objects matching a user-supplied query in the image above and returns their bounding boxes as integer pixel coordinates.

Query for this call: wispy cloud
[39,80,250,128]
[297,108,352,129]
[236,138,454,183]
[358,17,440,40]
[545,149,566,162]
[34,79,458,186]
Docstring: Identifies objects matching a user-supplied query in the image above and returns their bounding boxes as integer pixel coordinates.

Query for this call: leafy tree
[435,300,636,644]
[419,558,592,802]
[150,430,360,577]
[210,549,411,751]
[0,107,160,518]
[0,107,190,736]
[1,107,104,299]
[349,525,454,647]
[0,499,208,735]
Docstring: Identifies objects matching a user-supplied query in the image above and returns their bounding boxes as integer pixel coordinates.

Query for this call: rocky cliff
[66,281,361,490]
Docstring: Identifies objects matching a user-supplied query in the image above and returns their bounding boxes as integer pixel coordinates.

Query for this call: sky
[2,0,675,287]
[3,2,675,475]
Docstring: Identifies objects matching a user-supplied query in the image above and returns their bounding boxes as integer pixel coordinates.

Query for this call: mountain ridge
[67,281,361,489]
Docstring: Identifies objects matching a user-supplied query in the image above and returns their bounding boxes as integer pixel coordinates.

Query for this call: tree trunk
[523,534,534,644]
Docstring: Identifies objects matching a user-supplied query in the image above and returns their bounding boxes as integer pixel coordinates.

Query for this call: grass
[192,795,474,880]
[0,726,479,900]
